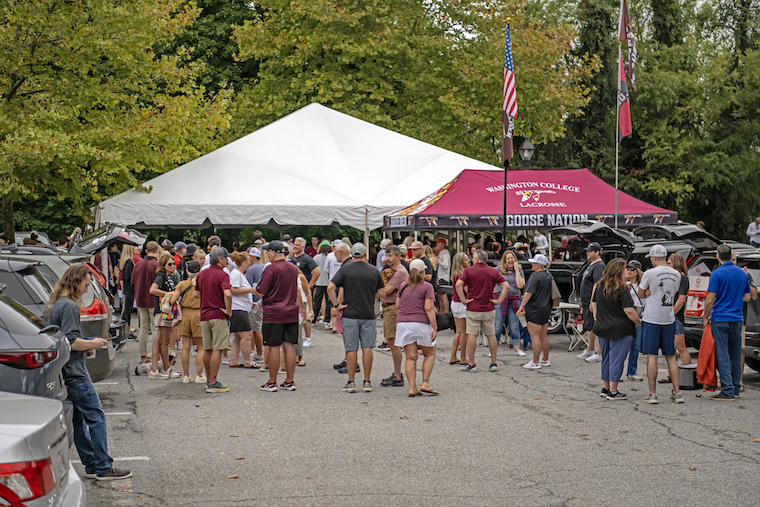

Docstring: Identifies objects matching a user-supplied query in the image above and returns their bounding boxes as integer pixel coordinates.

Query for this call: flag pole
[615,45,620,229]
[503,158,508,248]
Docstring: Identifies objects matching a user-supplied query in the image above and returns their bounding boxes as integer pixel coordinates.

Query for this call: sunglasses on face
[167,262,175,266]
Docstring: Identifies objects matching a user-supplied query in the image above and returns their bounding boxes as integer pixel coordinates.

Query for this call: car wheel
[745,356,760,373]
[548,309,564,334]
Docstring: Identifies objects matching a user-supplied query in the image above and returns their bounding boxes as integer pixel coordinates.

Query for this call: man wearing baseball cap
[245,247,265,363]
[328,243,385,392]
[409,240,434,285]
[433,238,451,313]
[578,242,605,363]
[376,238,392,271]
[637,244,684,404]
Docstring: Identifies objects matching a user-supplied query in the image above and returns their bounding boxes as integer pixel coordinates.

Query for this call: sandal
[297,358,306,367]
[408,391,422,397]
[243,363,260,369]
[230,363,244,368]
[658,376,672,384]
[449,359,459,365]
[420,387,439,396]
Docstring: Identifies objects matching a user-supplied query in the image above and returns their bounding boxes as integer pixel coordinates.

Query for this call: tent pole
[364,209,369,252]
[503,159,509,250]
[457,230,461,254]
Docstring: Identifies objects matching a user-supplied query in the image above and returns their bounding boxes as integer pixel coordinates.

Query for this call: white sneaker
[324,322,332,330]
[303,338,313,348]
[167,369,182,379]
[584,353,602,363]
[148,370,170,380]
[515,349,526,357]
[577,350,594,359]
[523,361,541,369]
[252,353,264,362]
[194,376,207,384]
[627,375,643,382]
[539,359,551,367]
[221,357,230,366]
[182,375,191,384]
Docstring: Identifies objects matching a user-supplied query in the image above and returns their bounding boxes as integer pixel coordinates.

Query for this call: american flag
[502,23,517,162]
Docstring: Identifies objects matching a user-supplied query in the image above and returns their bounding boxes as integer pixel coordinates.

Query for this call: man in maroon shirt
[195,247,232,393]
[131,241,160,364]
[255,240,299,392]
[455,249,509,372]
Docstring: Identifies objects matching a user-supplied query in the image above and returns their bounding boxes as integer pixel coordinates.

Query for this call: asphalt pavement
[80,321,760,506]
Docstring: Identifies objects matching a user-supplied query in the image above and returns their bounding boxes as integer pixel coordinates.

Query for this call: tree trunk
[2,196,14,243]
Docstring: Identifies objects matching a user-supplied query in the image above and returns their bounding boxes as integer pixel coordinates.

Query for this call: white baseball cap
[527,254,549,266]
[646,244,667,258]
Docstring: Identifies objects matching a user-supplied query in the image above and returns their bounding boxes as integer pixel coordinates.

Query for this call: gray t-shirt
[48,296,91,384]
[245,262,266,304]
[504,268,524,297]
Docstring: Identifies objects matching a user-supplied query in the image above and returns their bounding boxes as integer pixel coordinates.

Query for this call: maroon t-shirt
[397,281,435,324]
[459,262,506,312]
[195,264,231,321]
[257,259,299,324]
[131,255,158,308]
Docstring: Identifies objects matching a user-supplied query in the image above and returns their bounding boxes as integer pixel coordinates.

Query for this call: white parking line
[72,456,150,463]
[104,412,132,416]
[96,382,120,385]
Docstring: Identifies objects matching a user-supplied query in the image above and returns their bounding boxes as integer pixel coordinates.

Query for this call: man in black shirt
[578,242,605,363]
[328,243,384,392]
[290,237,320,346]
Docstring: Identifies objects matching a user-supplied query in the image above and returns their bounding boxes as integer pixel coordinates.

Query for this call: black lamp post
[518,136,535,169]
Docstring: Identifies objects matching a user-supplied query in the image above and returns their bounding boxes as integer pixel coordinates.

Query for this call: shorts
[262,322,298,347]
[342,318,377,351]
[229,310,252,333]
[249,304,263,333]
[201,319,230,351]
[641,321,676,356]
[178,307,201,338]
[436,284,450,295]
[154,312,178,328]
[674,319,684,335]
[382,304,398,340]
[466,310,495,336]
[451,301,467,319]
[582,307,595,333]
[395,322,436,348]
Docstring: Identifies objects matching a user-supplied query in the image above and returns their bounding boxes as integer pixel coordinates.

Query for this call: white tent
[97,103,500,230]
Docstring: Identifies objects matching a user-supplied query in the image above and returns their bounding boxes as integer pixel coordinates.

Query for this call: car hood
[552,221,635,250]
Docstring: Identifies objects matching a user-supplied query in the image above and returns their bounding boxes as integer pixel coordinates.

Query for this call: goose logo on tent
[452,216,469,226]
[624,214,642,224]
[595,215,614,223]
[481,216,500,226]
[516,190,556,202]
[653,214,671,224]
[423,216,438,226]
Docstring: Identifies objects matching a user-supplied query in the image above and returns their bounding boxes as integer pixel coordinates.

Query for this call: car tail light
[0,458,56,502]
[80,298,108,321]
[85,262,107,288]
[0,351,58,369]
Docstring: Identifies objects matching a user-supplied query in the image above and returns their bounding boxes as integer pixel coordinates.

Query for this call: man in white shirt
[746,217,760,247]
[321,239,344,330]
[434,238,451,313]
[638,244,684,404]
[534,230,549,257]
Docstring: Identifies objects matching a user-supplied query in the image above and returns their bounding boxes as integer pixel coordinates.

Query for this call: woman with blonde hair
[148,252,181,379]
[228,251,258,368]
[449,252,470,365]
[498,250,527,356]
[119,244,137,339]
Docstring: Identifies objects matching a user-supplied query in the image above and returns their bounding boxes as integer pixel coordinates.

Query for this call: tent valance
[384,169,677,231]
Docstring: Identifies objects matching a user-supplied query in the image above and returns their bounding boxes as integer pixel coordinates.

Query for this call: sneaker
[381,373,404,387]
[221,357,230,366]
[600,388,610,398]
[342,381,356,393]
[740,384,745,393]
[606,391,627,400]
[377,342,390,350]
[148,370,169,380]
[278,367,286,374]
[669,391,685,404]
[83,471,97,479]
[279,381,296,391]
[363,381,373,392]
[127,332,137,341]
[182,375,191,384]
[252,353,264,362]
[302,338,313,348]
[333,360,347,370]
[95,467,132,481]
[626,375,643,382]
[167,369,182,379]
[338,364,360,374]
[584,352,602,363]
[539,359,551,367]
[259,364,269,372]
[260,381,278,392]
[515,349,526,357]
[461,364,478,372]
[642,393,659,404]
[489,363,498,372]
[205,381,229,393]
[522,361,540,370]
[324,322,332,330]
[709,392,735,401]
[577,349,593,359]
[194,376,206,384]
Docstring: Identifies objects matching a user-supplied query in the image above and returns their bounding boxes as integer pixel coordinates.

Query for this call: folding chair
[565,308,588,352]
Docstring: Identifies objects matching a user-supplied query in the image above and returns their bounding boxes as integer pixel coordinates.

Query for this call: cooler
[678,363,701,390]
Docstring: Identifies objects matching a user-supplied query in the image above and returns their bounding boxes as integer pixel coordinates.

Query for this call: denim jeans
[66,380,113,474]
[505,303,522,346]
[494,302,505,341]
[599,335,633,382]
[626,325,642,376]
[711,320,743,398]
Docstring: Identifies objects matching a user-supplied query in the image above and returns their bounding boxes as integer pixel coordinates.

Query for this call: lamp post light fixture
[518,136,535,169]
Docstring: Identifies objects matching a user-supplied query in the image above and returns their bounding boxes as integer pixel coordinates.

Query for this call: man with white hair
[376,238,392,270]
[321,239,344,330]
[552,236,571,262]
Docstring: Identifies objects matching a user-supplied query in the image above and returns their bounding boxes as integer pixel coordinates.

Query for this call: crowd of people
[66,228,752,402]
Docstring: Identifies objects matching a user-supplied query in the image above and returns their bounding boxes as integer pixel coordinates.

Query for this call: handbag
[160,293,182,323]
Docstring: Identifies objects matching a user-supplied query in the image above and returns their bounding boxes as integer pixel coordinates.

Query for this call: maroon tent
[383,169,676,231]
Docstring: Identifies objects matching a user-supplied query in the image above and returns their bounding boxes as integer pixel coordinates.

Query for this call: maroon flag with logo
[502,23,517,162]
[618,0,637,91]
[618,51,632,140]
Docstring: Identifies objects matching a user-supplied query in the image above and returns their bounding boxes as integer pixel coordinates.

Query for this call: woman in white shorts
[396,259,439,397]
[449,253,470,365]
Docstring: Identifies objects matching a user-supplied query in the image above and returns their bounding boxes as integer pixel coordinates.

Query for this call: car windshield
[0,294,45,332]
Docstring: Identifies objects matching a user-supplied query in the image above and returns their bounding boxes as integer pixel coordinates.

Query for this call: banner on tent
[383,212,677,230]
